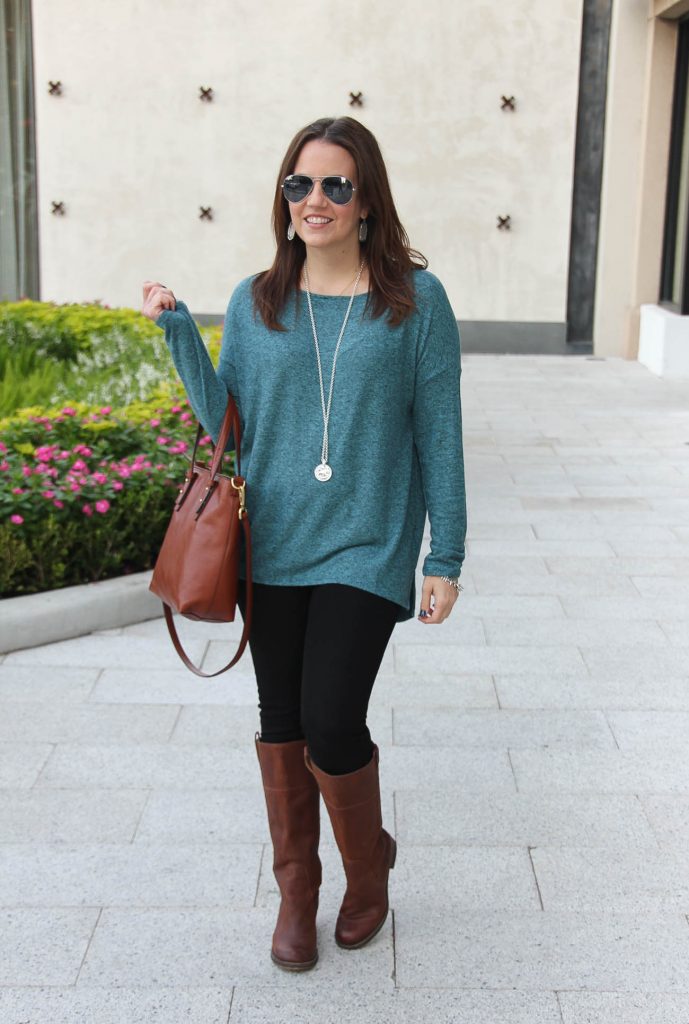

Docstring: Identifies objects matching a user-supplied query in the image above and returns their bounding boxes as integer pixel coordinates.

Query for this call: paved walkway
[2,354,689,1023]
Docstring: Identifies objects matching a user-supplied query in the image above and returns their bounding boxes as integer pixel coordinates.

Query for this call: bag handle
[162,510,253,677]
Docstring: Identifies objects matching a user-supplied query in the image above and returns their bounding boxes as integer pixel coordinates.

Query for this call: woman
[142,116,466,973]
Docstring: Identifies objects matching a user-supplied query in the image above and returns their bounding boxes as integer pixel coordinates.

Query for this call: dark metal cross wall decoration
[349,91,363,107]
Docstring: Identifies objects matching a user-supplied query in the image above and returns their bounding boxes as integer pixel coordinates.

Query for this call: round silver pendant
[314,463,332,482]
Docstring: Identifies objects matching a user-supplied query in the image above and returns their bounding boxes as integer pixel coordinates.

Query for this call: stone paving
[1,353,689,1023]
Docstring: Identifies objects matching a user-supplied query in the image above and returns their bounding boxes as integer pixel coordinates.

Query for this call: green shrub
[0,298,223,416]
[0,384,235,597]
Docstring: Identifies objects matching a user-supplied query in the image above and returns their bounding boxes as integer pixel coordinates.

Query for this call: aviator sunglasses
[282,174,357,206]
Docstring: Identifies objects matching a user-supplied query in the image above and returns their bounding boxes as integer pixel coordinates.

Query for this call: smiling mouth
[304,216,333,225]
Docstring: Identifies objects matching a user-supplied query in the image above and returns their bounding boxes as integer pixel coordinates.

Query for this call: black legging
[236,578,400,775]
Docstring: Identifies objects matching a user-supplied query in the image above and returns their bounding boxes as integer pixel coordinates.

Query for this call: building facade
[1,0,688,373]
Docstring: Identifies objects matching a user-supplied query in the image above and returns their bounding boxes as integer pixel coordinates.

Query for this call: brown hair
[252,116,428,331]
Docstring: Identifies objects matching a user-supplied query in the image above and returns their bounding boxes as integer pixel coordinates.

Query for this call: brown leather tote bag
[149,394,253,676]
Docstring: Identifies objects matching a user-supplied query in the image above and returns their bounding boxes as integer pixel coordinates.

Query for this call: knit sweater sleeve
[155,298,237,449]
[412,276,467,579]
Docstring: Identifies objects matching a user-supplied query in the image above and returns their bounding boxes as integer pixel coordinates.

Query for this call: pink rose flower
[41,490,55,499]
[91,472,108,484]
[0,461,9,472]
[0,441,7,453]
[82,504,93,517]
[156,436,169,446]
[95,499,110,514]
[69,482,81,492]
[71,459,88,472]
[21,465,32,477]
[171,405,182,413]
[180,411,192,422]
[149,419,160,428]
[100,406,112,415]
[10,514,23,525]
[112,481,124,491]
[53,499,64,509]
[11,487,24,495]
[61,407,77,416]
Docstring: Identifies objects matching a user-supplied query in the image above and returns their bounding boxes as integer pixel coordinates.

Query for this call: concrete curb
[0,571,162,654]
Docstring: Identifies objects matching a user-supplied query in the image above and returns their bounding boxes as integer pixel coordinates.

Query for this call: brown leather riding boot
[304,743,396,950]
[255,732,322,970]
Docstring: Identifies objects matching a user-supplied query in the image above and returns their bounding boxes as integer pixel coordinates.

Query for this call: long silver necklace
[303,260,365,482]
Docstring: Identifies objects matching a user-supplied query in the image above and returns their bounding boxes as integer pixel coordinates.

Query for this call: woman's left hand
[417,575,460,624]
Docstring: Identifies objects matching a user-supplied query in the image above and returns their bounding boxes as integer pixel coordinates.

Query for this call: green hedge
[0,301,228,597]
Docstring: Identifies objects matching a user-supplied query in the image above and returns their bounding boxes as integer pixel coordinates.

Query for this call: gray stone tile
[78,907,392,986]
[395,790,657,848]
[394,643,585,676]
[471,572,640,597]
[371,672,498,708]
[393,708,615,748]
[0,789,147,843]
[229,986,561,1023]
[661,621,689,645]
[558,992,689,1024]
[580,645,689,678]
[468,539,615,557]
[0,988,232,1024]
[393,615,486,645]
[91,666,259,705]
[0,665,98,702]
[394,908,689,990]
[453,594,565,618]
[606,711,689,749]
[483,618,668,647]
[467,522,537,539]
[533,521,676,541]
[0,743,53,788]
[0,843,260,908]
[135,787,268,844]
[546,556,689,577]
[171,703,392,746]
[640,795,689,850]
[135,787,395,848]
[560,595,689,621]
[389,845,540,910]
[0,907,99,985]
[611,540,689,557]
[511,749,689,793]
[632,576,689,599]
[495,674,689,710]
[531,846,689,912]
[3,635,208,669]
[35,743,259,790]
[0,703,179,744]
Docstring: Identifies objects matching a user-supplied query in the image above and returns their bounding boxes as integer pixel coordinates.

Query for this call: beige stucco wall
[31,0,584,324]
[595,0,683,359]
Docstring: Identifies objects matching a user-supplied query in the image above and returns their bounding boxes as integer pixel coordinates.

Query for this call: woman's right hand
[142,280,177,322]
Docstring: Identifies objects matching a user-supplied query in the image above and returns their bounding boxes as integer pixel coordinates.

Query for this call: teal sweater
[156,269,466,622]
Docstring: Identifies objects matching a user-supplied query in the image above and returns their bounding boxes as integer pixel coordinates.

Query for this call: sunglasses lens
[282,175,313,202]
[322,177,353,204]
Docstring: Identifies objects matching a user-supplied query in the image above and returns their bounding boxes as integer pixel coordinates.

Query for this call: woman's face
[287,140,368,253]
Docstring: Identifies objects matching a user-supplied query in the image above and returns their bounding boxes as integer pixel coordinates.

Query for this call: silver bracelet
[440,575,463,594]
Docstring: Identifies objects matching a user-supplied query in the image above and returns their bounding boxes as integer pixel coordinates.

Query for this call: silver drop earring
[287,221,296,241]
[358,218,368,243]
